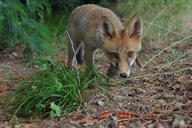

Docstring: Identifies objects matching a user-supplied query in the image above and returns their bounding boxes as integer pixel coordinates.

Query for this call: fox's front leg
[83,46,96,80]
[107,63,117,78]
[84,46,95,69]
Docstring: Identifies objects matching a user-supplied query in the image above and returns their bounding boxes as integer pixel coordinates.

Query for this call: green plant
[5,57,110,119]
[0,0,52,60]
[125,103,131,110]
[25,0,51,21]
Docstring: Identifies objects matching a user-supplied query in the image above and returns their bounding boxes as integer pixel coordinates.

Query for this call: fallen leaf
[142,113,159,120]
[116,112,139,118]
[98,111,110,119]
[183,103,190,107]
[173,84,185,90]
[159,115,168,120]
[188,95,192,99]
[78,117,96,124]
[178,75,185,82]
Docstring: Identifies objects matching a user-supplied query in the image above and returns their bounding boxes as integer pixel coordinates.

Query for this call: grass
[115,0,192,43]
[47,14,69,55]
[142,35,192,67]
[5,57,109,119]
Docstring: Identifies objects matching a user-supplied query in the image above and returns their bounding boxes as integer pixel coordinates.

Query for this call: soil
[0,38,192,128]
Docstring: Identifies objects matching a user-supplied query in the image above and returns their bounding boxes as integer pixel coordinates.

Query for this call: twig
[128,67,192,80]
[144,54,158,65]
[66,31,82,101]
[66,31,78,69]
[111,67,192,85]
[142,35,192,67]
[157,56,182,69]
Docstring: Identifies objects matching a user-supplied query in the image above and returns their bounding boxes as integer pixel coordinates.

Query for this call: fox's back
[67,4,124,42]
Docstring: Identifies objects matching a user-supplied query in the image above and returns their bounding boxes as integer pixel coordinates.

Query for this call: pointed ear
[99,16,117,39]
[125,14,143,39]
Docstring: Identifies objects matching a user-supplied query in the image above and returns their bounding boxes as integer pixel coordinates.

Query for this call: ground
[0,37,191,127]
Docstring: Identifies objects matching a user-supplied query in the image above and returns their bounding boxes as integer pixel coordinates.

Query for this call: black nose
[120,73,127,78]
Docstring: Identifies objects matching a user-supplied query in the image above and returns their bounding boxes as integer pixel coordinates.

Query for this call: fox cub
[67,4,143,78]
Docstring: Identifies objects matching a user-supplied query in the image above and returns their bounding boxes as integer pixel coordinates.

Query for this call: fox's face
[100,14,143,78]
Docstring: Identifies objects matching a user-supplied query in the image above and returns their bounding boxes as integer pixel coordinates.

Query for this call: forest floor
[0,37,192,127]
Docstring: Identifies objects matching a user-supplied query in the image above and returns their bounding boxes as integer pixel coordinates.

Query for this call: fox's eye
[128,51,134,58]
[111,52,118,58]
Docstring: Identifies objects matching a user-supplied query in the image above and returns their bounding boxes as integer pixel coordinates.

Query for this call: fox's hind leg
[75,43,84,65]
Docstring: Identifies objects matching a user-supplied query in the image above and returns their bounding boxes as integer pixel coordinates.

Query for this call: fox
[67,4,143,78]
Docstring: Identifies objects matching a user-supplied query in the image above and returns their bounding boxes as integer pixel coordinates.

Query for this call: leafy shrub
[0,0,52,60]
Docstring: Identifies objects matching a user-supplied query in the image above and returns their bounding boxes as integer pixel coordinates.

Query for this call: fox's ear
[125,14,143,39]
[99,16,117,39]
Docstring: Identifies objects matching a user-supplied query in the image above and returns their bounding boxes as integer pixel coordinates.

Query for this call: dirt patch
[0,39,192,127]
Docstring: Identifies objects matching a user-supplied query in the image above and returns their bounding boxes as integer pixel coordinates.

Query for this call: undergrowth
[5,57,109,119]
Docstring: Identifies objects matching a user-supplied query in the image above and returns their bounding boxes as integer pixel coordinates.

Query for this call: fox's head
[99,14,143,78]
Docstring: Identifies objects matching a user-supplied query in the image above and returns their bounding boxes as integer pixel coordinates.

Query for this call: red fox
[67,4,143,78]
